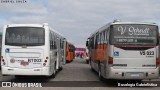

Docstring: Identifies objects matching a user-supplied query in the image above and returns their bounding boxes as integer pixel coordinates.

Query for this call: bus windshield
[110,24,158,46]
[5,27,45,46]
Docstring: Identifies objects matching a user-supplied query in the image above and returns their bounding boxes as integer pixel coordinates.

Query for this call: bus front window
[5,27,45,46]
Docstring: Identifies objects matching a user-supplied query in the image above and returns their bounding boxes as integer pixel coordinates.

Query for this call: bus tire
[51,63,56,78]
[98,64,105,81]
[66,60,70,63]
[59,66,63,71]
[86,60,89,64]
[90,61,94,72]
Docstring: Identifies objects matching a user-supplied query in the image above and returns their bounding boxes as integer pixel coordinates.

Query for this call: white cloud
[0,0,160,46]
[47,0,160,46]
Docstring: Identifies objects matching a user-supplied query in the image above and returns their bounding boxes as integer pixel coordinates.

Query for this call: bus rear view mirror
[86,41,88,47]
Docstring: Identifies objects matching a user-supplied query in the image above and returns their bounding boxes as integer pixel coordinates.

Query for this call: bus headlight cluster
[1,56,6,65]
[43,57,48,66]
[43,63,46,66]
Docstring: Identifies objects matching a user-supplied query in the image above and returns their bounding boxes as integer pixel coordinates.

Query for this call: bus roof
[111,22,158,26]
[5,23,44,28]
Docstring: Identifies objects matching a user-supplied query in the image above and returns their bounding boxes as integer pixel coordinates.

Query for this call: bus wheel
[98,64,105,81]
[90,61,94,72]
[59,66,63,71]
[86,60,89,64]
[51,64,56,78]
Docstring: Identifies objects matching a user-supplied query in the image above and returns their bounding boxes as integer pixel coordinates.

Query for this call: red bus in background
[75,47,89,64]
[75,48,85,59]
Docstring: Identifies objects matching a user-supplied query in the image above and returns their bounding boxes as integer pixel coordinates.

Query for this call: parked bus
[75,48,85,59]
[1,23,66,77]
[86,20,159,80]
[66,42,75,62]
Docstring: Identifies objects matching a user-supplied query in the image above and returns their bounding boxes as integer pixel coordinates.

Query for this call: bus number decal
[140,51,154,55]
[28,59,41,62]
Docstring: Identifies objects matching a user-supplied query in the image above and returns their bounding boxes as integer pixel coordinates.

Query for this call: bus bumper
[107,67,159,80]
[1,66,51,76]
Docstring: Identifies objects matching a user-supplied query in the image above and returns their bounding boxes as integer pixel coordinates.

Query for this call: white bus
[86,20,159,80]
[1,23,66,77]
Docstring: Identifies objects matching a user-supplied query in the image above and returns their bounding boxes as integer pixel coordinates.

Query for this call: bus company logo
[118,26,126,35]
[114,51,119,56]
[117,26,150,36]
[2,82,11,87]
[128,26,150,36]
[5,48,10,53]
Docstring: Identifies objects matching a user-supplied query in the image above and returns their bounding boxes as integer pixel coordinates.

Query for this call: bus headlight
[2,59,4,62]
[1,56,6,64]
[43,63,46,66]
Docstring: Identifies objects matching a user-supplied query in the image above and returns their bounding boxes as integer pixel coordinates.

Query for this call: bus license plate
[131,74,140,77]
[21,61,29,66]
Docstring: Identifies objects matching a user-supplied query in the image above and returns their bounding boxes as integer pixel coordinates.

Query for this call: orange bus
[66,42,75,62]
[86,20,159,80]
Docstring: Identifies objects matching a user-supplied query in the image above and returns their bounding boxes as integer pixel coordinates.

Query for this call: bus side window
[103,31,105,44]
[62,40,64,49]
[94,35,96,49]
[52,32,55,49]
[105,30,108,44]
[92,37,94,49]
[98,33,101,45]
[54,35,57,49]
[95,34,99,49]
[59,39,61,49]
[90,38,92,49]
[60,39,63,49]
[90,37,93,49]
[50,32,53,49]
[100,32,102,45]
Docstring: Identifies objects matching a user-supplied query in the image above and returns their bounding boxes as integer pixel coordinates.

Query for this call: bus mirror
[86,41,88,47]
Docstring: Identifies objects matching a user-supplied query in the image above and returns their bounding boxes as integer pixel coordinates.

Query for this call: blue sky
[0,0,160,47]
